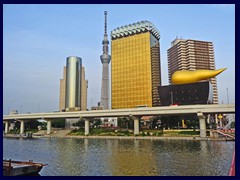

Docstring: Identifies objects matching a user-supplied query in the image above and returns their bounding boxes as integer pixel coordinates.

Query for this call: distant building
[59,57,88,111]
[59,67,66,111]
[9,109,18,115]
[167,38,218,104]
[81,67,88,111]
[111,21,161,109]
[91,102,103,111]
[100,117,118,127]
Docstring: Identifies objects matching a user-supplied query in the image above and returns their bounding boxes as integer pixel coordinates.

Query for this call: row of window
[112,101,152,108]
[112,51,151,56]
[112,89,152,94]
[112,67,151,72]
[112,41,150,46]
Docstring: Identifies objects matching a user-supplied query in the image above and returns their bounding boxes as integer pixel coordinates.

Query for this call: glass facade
[111,31,161,109]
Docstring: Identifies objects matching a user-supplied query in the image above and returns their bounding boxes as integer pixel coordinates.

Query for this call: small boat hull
[3,160,47,176]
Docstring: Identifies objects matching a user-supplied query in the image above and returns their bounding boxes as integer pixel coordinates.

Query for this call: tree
[25,120,43,130]
[159,115,179,129]
[52,119,65,128]
[73,120,85,128]
[118,117,131,129]
[93,119,101,128]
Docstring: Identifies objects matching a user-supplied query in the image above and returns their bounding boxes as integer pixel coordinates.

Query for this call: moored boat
[3,159,47,176]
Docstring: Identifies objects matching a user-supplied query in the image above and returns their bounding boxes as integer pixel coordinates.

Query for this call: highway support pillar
[4,121,9,134]
[47,120,52,135]
[197,112,206,138]
[130,115,140,135]
[20,120,25,134]
[84,118,90,136]
[210,130,218,138]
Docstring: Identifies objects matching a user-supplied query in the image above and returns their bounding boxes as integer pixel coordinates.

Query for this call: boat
[3,132,33,139]
[3,159,47,176]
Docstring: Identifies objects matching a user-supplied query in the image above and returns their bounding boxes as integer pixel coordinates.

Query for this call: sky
[3,4,235,115]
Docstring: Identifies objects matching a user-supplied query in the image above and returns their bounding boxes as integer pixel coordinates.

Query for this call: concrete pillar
[47,120,52,135]
[207,114,210,124]
[131,116,139,135]
[214,132,219,138]
[210,130,213,138]
[197,112,206,138]
[84,119,90,135]
[20,120,25,134]
[4,121,9,134]
[215,114,218,124]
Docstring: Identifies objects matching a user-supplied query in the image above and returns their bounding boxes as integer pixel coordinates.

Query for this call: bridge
[3,104,235,138]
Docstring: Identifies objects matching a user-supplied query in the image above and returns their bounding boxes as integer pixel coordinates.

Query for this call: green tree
[93,119,101,127]
[73,120,85,128]
[25,120,43,130]
[52,119,65,128]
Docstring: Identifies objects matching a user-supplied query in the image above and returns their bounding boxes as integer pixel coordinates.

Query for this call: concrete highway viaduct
[3,104,235,138]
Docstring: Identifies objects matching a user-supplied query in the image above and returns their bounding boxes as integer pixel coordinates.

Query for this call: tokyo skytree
[100,11,111,109]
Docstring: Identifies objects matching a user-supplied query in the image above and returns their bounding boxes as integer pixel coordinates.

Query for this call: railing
[228,149,235,176]
[214,130,235,140]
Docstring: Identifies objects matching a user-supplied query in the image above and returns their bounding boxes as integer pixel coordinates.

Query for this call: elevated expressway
[3,104,235,138]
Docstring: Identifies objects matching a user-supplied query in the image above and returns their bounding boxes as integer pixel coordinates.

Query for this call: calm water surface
[3,138,234,176]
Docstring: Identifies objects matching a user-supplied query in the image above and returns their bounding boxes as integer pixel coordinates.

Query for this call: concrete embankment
[42,135,231,141]
[4,134,232,141]
[4,129,234,141]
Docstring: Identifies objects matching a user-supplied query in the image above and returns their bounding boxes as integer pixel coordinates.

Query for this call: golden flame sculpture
[171,68,227,85]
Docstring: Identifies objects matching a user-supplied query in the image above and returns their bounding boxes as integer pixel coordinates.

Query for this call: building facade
[111,21,161,109]
[59,67,66,111]
[59,57,88,111]
[65,56,82,111]
[167,38,218,104]
[81,67,88,111]
[158,81,213,106]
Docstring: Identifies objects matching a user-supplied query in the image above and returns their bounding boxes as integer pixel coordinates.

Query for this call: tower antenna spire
[104,11,107,34]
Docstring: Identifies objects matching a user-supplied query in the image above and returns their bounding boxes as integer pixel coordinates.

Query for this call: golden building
[167,38,218,104]
[111,21,161,109]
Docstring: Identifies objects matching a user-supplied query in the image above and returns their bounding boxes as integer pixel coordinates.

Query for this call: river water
[3,138,234,176]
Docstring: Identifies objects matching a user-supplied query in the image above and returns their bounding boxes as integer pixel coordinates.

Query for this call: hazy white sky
[3,4,235,114]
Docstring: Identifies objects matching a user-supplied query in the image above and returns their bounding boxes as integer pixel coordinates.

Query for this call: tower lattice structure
[100,11,111,109]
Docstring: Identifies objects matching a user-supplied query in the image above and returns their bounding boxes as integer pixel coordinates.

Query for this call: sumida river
[3,138,234,176]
